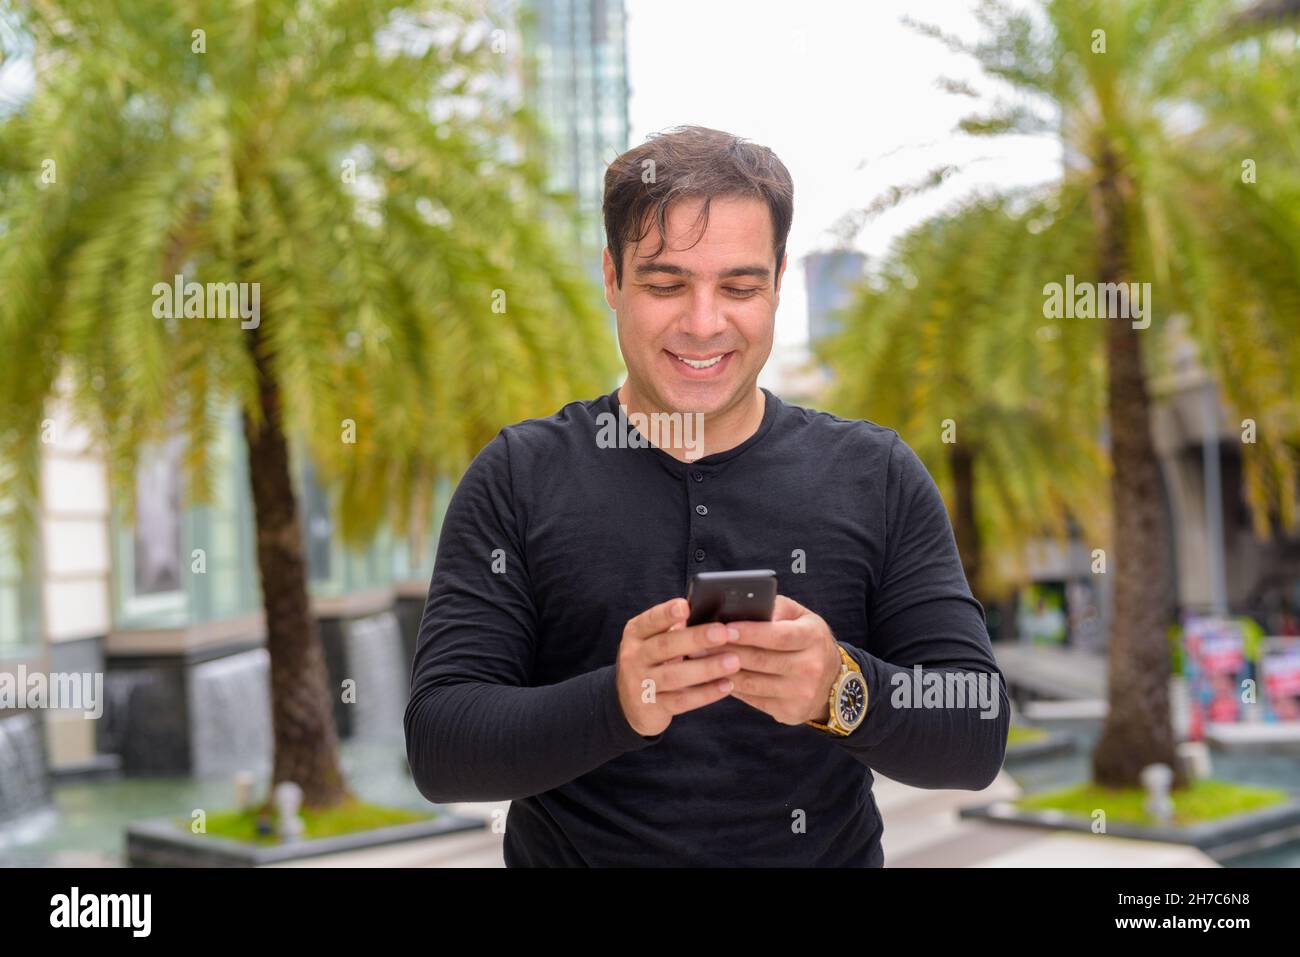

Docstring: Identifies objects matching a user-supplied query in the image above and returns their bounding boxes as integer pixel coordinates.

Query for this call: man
[404,125,1009,866]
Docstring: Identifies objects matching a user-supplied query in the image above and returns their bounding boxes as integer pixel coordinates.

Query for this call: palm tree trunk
[242,322,350,809]
[948,441,983,601]
[1089,142,1186,790]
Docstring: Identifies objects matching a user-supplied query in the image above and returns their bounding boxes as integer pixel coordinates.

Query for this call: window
[0,522,41,658]
[132,433,184,596]
[303,456,333,584]
[114,433,187,625]
[192,403,258,621]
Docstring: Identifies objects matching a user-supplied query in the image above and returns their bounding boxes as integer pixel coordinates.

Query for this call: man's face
[603,195,785,417]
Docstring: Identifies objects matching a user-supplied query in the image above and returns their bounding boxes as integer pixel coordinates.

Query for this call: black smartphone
[686,570,777,626]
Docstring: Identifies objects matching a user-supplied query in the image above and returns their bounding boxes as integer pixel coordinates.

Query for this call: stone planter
[959,797,1300,861]
[1004,729,1076,763]
[126,809,486,867]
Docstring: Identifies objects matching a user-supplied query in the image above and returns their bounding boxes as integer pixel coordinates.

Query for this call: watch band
[805,643,865,736]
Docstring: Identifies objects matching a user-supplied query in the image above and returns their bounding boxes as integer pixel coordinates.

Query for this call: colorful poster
[1183,616,1248,738]
[1261,638,1300,722]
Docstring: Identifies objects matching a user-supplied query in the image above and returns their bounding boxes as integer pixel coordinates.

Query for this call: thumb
[773,594,810,621]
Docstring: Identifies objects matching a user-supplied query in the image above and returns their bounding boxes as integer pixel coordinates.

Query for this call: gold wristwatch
[805,643,868,736]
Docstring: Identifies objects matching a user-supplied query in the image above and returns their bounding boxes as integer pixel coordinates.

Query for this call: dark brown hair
[602,125,794,287]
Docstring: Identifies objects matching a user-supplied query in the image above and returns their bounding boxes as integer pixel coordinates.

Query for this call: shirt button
[694,548,706,562]
[695,504,708,516]
[692,470,704,482]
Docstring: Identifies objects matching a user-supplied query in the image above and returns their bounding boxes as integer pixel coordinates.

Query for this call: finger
[624,597,689,642]
[728,669,789,698]
[684,645,723,658]
[719,643,791,675]
[645,621,737,664]
[652,650,742,693]
[728,619,810,652]
[772,594,811,621]
[658,678,735,716]
[729,690,780,719]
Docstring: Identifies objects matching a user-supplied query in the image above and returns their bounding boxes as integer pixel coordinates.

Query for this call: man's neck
[616,382,767,462]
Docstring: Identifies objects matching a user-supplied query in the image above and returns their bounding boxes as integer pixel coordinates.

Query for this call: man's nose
[679,287,728,339]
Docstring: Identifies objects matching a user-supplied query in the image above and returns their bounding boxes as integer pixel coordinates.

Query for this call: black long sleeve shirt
[404,387,1009,866]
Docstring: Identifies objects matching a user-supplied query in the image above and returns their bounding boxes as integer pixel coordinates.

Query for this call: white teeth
[675,353,724,369]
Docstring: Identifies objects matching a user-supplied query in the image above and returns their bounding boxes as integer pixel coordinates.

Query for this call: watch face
[837,674,867,727]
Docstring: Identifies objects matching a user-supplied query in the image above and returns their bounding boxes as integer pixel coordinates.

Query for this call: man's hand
[714,595,844,725]
[615,597,744,737]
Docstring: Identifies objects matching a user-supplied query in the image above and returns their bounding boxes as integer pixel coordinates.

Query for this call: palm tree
[1188,13,1300,530]
[821,192,1109,608]
[0,0,617,809]
[904,0,1300,788]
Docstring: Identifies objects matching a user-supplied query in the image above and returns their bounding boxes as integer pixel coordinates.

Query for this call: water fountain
[187,648,272,778]
[97,645,271,776]
[341,611,408,741]
[0,712,52,823]
[96,669,161,769]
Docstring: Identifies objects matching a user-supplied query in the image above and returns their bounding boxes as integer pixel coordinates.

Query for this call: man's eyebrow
[718,265,772,281]
[632,262,771,281]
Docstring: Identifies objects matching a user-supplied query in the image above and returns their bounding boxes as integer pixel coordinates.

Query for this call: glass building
[515,0,631,267]
[803,250,868,346]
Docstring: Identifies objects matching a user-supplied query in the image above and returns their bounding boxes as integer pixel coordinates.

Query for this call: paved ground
[272,772,1216,868]
[993,642,1108,701]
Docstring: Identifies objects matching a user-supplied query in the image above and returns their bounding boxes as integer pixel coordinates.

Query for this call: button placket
[689,467,708,565]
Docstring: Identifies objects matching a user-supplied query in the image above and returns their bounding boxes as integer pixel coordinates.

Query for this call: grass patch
[184,798,434,845]
[1017,779,1290,828]
[1007,725,1050,747]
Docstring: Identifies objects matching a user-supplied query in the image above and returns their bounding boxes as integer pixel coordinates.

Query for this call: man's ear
[774,253,788,302]
[602,247,619,311]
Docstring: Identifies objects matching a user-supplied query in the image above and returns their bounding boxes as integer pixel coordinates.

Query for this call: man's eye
[647,284,684,295]
[725,287,761,298]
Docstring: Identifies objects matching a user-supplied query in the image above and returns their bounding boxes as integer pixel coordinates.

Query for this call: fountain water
[342,611,407,741]
[96,669,156,764]
[187,648,272,778]
[0,712,52,823]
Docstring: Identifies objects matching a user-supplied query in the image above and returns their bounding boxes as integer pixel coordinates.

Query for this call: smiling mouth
[669,351,729,369]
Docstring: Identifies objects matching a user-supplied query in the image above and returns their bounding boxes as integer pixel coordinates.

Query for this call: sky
[624,0,1063,350]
